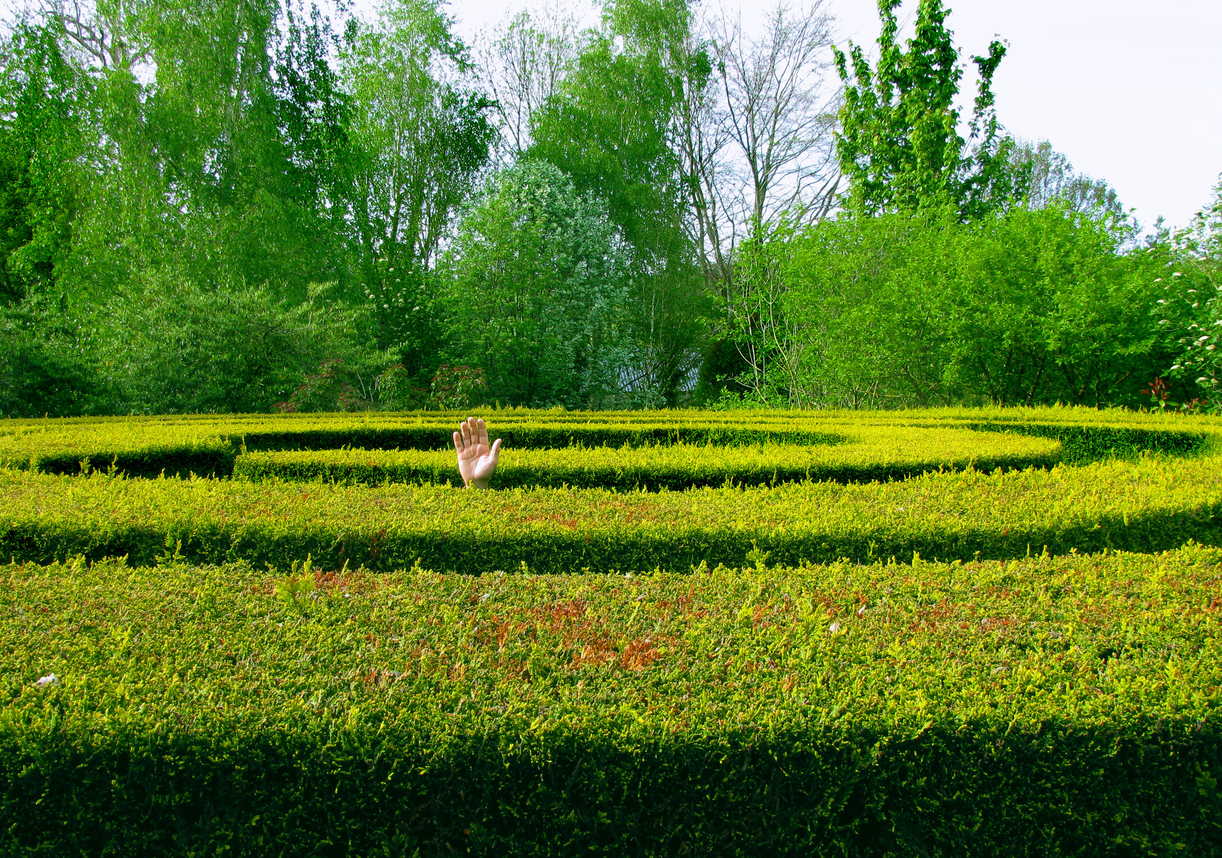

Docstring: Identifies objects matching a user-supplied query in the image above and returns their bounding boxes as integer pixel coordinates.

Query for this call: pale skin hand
[453,417,502,489]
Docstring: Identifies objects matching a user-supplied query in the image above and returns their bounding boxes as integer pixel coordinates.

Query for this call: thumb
[489,438,502,461]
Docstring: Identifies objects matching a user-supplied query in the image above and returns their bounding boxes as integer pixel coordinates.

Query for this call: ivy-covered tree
[832,0,1020,220]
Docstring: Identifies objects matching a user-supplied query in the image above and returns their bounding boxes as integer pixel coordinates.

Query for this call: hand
[453,417,501,489]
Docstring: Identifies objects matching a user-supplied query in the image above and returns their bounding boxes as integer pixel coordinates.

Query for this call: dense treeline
[0,0,1218,417]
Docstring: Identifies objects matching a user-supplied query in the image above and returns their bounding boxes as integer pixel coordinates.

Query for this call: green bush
[2,549,1219,855]
[778,208,1168,409]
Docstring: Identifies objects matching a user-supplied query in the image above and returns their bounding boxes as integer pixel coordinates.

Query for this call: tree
[0,0,395,415]
[475,4,580,158]
[777,206,1165,408]
[832,0,1019,220]
[779,210,958,408]
[0,19,93,306]
[710,0,840,235]
[11,0,360,303]
[530,0,712,405]
[340,0,496,359]
[1155,177,1222,410]
[686,0,842,401]
[947,207,1160,407]
[439,160,631,408]
[1011,139,1127,223]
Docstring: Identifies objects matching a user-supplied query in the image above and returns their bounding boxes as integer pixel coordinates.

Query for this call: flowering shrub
[1156,179,1222,411]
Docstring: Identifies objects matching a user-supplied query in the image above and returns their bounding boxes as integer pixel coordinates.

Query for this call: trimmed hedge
[0,412,844,475]
[2,547,1219,855]
[232,425,1062,489]
[2,450,1220,572]
[1,407,1214,479]
[2,406,1221,854]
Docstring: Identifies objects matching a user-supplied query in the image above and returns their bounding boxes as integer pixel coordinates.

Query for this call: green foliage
[529,0,712,405]
[1,547,1219,854]
[341,0,497,349]
[1155,178,1222,409]
[778,207,1166,408]
[231,425,1061,489]
[84,280,382,415]
[0,407,1219,850]
[0,0,509,417]
[0,20,94,304]
[440,161,632,407]
[1,415,1216,573]
[29,0,357,304]
[0,304,96,418]
[710,221,805,406]
[832,0,1020,220]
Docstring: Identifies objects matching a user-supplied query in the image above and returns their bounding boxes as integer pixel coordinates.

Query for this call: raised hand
[453,417,502,489]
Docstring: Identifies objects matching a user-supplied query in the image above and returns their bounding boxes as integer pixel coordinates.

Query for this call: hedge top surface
[0,406,1215,476]
[230,424,1064,489]
[4,446,1220,571]
[4,545,1220,741]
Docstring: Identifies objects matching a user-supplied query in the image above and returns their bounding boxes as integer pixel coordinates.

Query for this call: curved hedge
[232,425,1062,489]
[2,440,1220,573]
[0,406,1211,479]
[1,406,1220,855]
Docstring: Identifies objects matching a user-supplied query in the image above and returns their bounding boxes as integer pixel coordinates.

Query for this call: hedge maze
[2,408,1220,855]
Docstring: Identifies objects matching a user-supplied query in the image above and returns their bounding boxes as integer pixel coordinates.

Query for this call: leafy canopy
[832,0,1019,220]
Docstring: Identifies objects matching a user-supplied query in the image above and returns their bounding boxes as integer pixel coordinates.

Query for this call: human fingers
[475,418,489,448]
[488,437,502,462]
[453,430,464,455]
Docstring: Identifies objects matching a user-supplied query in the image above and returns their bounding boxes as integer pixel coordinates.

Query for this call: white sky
[437,0,1222,234]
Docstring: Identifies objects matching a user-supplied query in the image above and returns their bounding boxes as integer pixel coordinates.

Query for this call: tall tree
[439,160,631,408]
[710,0,840,235]
[17,0,358,301]
[530,0,712,405]
[832,0,1018,220]
[475,4,580,159]
[685,0,841,401]
[340,0,496,355]
[1011,139,1126,223]
[1155,177,1222,410]
[0,19,94,305]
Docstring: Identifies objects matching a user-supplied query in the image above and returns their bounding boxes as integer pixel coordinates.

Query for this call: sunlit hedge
[3,547,1219,854]
[1,407,1220,855]
[3,448,1220,573]
[231,424,1062,489]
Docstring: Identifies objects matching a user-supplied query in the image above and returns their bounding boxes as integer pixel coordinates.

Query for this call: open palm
[453,417,502,489]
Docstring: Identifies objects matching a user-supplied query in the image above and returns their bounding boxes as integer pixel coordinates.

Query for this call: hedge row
[0,412,836,475]
[1,407,1214,478]
[3,546,1219,855]
[232,426,1062,489]
[4,450,1220,572]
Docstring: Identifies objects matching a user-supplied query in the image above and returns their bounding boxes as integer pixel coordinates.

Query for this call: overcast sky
[433,0,1221,234]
